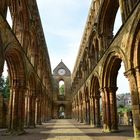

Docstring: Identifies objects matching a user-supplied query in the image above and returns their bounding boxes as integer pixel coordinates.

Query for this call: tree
[3,76,10,98]
[0,76,5,92]
[0,76,10,98]
[59,84,64,95]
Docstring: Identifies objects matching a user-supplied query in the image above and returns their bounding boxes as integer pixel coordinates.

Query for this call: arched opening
[98,1,124,50]
[58,105,65,119]
[4,47,26,133]
[102,54,133,134]
[59,80,65,96]
[24,73,36,128]
[90,76,101,127]
[117,62,132,126]
[6,7,13,28]
[113,7,122,36]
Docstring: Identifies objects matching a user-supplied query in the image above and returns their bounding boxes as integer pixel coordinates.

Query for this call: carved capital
[124,68,136,80]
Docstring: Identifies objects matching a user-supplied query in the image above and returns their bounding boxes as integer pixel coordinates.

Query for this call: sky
[36,0,91,72]
[4,0,130,94]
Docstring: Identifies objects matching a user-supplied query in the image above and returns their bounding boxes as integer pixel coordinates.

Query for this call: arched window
[59,80,65,96]
[58,105,65,119]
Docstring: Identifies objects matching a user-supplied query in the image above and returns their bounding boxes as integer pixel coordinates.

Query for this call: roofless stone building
[0,0,139,139]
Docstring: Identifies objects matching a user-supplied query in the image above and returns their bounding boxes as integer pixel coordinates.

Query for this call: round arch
[5,46,26,85]
[97,0,119,47]
[101,47,130,132]
[4,46,26,133]
[101,48,127,88]
[90,75,101,127]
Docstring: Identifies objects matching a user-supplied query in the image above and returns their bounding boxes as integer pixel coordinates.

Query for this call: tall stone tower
[52,61,72,119]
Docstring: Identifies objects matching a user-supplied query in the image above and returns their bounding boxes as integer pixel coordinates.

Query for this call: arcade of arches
[0,0,140,139]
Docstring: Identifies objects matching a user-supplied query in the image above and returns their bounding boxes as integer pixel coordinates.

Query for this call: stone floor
[0,119,134,140]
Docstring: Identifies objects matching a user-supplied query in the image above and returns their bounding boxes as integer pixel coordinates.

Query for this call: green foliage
[118,105,131,115]
[0,76,10,98]
[0,76,5,91]
[59,84,64,95]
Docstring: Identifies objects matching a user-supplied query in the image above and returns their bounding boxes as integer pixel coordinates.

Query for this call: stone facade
[0,0,140,140]
[52,61,72,119]
[71,0,140,139]
[0,0,53,134]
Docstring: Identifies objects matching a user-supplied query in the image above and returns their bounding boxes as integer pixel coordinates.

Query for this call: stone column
[100,88,111,132]
[45,96,49,121]
[24,92,30,127]
[95,95,101,127]
[89,96,93,125]
[73,106,75,120]
[125,69,140,139]
[74,102,77,120]
[87,99,90,124]
[109,87,118,131]
[72,102,76,119]
[28,90,36,128]
[36,97,41,125]
[77,104,80,122]
[82,99,86,123]
[79,103,81,122]
[8,80,26,134]
[41,96,45,122]
[80,102,83,123]
[92,96,96,126]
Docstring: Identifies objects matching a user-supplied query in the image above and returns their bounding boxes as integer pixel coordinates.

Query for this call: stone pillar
[74,102,77,120]
[80,102,83,123]
[28,90,36,128]
[79,103,81,122]
[8,80,26,134]
[72,102,76,119]
[92,96,96,126]
[47,99,52,120]
[73,106,75,120]
[109,87,118,131]
[83,99,86,123]
[87,99,90,124]
[100,88,111,132]
[125,69,140,139]
[41,96,45,122]
[45,96,48,121]
[37,97,42,124]
[89,96,94,125]
[77,104,80,122]
[95,95,101,127]
[24,92,30,127]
